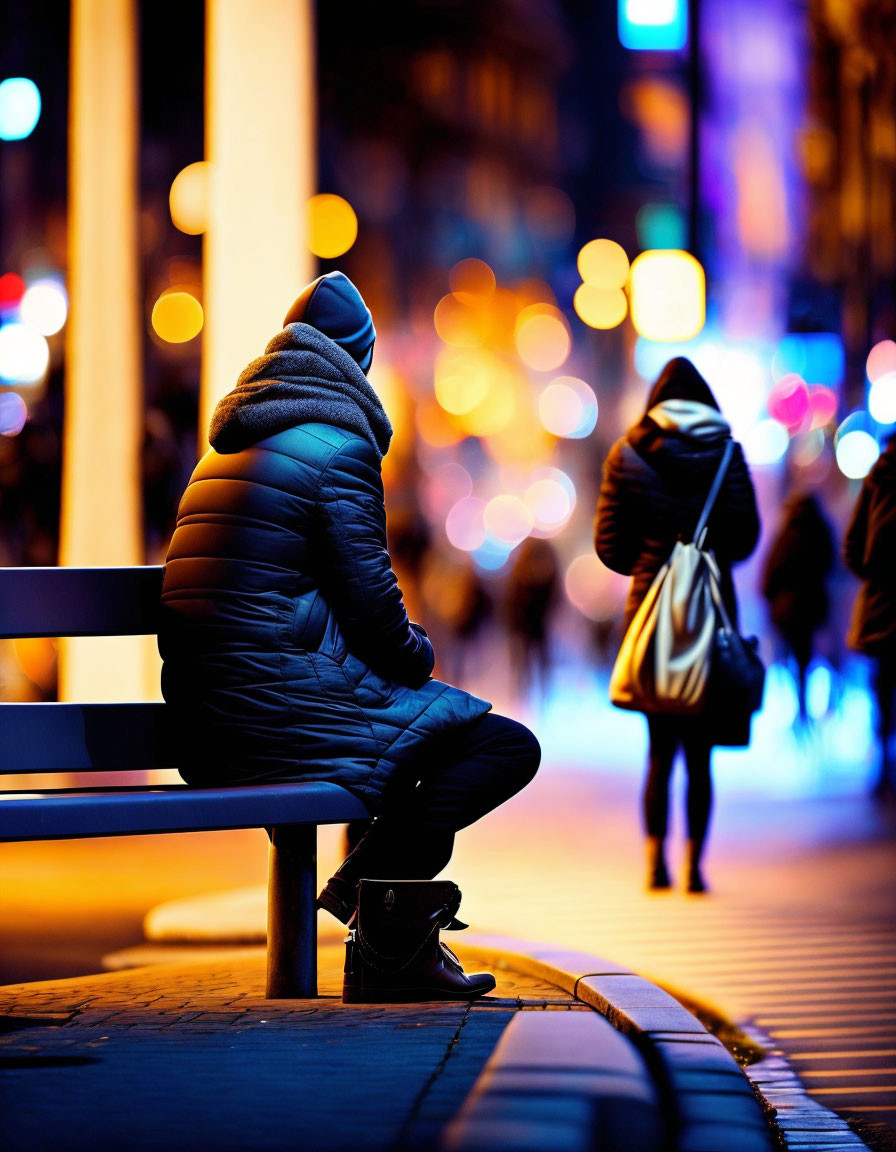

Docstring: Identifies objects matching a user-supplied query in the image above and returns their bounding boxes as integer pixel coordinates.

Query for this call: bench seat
[0,565,373,998]
[0,780,370,842]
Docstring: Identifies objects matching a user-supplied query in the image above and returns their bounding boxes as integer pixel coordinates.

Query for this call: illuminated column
[201,0,314,442]
[60,0,146,702]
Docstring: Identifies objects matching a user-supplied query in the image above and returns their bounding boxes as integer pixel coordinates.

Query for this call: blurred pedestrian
[596,358,760,893]
[761,491,835,722]
[505,537,559,701]
[159,272,540,1000]
[844,432,896,801]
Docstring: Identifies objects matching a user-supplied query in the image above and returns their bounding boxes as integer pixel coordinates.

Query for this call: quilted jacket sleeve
[595,440,642,576]
[316,436,435,687]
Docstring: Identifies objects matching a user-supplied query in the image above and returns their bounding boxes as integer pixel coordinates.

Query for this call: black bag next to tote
[705,575,766,747]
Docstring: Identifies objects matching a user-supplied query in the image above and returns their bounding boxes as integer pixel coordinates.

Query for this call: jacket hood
[646,399,731,441]
[645,356,720,412]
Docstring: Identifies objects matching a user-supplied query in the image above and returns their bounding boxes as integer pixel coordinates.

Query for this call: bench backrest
[0,566,171,774]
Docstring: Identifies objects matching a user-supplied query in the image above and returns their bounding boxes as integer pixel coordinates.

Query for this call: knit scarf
[209,323,392,460]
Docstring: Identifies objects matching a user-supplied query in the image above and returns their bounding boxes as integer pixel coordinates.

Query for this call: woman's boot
[685,838,708,893]
[342,879,496,1003]
[646,835,670,890]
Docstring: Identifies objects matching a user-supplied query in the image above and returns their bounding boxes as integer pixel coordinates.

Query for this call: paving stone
[676,1120,776,1152]
[577,974,685,1010]
[676,1089,773,1129]
[484,1007,647,1076]
[597,1001,708,1036]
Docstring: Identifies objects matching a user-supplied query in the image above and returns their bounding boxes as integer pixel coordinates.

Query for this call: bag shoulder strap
[693,439,735,547]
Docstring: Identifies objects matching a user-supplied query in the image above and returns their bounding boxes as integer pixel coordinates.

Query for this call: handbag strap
[693,439,735,548]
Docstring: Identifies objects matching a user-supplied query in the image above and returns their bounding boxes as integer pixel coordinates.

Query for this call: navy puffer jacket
[159,338,490,809]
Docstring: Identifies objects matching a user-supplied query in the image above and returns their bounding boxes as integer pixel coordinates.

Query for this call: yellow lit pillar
[59,0,147,702]
[201,0,314,441]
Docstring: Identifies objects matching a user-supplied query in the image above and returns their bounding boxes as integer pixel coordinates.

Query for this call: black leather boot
[342,879,496,1003]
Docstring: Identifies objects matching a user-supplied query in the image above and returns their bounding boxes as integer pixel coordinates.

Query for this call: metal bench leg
[266,823,317,998]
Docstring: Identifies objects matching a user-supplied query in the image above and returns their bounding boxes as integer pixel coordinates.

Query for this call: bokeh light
[790,429,826,468]
[151,291,204,344]
[835,430,879,479]
[169,161,209,235]
[433,348,491,414]
[807,385,838,430]
[772,332,844,387]
[445,497,487,551]
[866,340,896,384]
[701,346,767,439]
[524,468,576,534]
[538,376,598,438]
[743,418,789,466]
[629,250,705,342]
[835,412,880,479]
[433,293,489,347]
[768,373,809,430]
[618,0,687,52]
[573,284,628,330]
[636,203,686,250]
[483,494,533,545]
[514,304,571,372]
[0,272,26,313]
[577,239,630,287]
[0,78,41,141]
[449,258,496,304]
[415,400,465,448]
[20,278,67,336]
[565,553,621,621]
[0,322,50,385]
[308,193,358,259]
[869,372,896,425]
[471,534,514,573]
[0,391,27,436]
[455,364,517,437]
[421,463,473,520]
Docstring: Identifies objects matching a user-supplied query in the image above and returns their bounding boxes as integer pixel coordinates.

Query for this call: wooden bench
[0,565,370,998]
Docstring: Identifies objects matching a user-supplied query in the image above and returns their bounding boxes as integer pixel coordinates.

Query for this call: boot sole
[343,982,495,1004]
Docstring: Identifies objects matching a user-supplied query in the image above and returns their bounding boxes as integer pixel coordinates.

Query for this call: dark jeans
[336,711,540,881]
[644,714,713,845]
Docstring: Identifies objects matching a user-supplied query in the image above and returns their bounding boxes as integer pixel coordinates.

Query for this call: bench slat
[0,703,175,772]
[0,780,370,841]
[0,566,163,637]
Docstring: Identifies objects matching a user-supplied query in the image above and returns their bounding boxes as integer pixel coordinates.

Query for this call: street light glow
[629,250,705,342]
[169,161,209,235]
[307,193,358,259]
[0,78,41,140]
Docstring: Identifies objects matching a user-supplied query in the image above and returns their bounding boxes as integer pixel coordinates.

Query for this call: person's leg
[644,715,677,889]
[321,713,539,1000]
[331,713,540,887]
[682,728,713,893]
[872,655,896,798]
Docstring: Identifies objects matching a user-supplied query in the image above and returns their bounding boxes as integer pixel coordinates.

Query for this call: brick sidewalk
[0,945,586,1152]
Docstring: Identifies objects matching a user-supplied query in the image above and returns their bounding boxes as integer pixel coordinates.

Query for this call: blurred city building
[0,0,895,715]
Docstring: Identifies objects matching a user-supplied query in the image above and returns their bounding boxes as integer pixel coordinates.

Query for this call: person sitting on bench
[158,272,540,1002]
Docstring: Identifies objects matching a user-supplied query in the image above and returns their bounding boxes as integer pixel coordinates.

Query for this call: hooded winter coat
[158,324,490,809]
[761,493,834,651]
[595,377,760,629]
[844,436,896,657]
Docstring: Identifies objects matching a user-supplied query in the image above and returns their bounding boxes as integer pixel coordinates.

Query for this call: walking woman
[595,358,760,892]
[844,431,896,800]
[159,272,540,1000]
